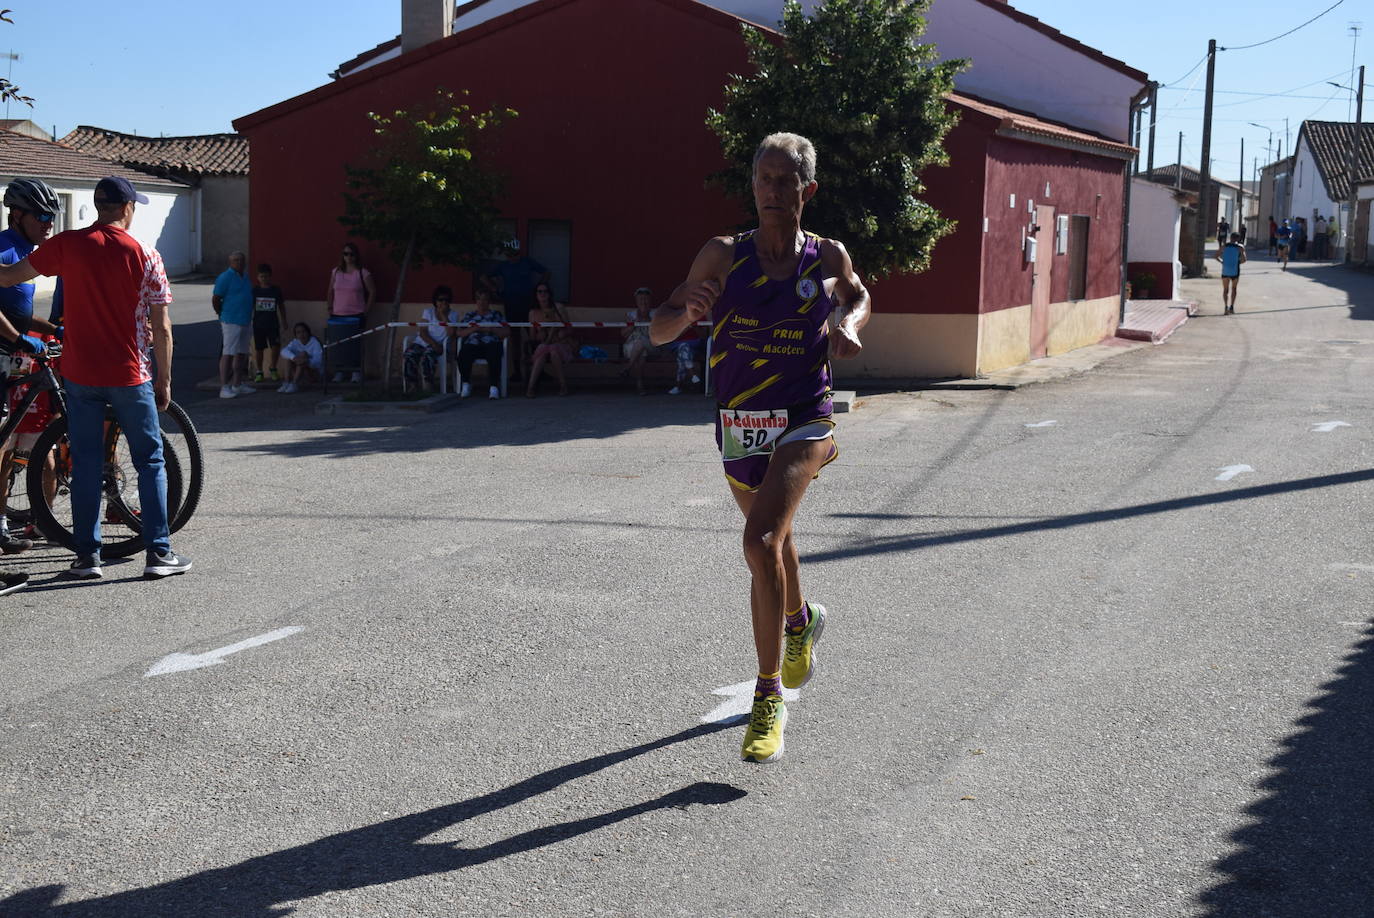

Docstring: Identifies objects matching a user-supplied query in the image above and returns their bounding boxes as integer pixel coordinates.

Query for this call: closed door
[1030,205,1055,359]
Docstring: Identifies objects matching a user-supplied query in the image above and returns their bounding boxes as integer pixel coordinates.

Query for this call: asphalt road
[1,255,1371,917]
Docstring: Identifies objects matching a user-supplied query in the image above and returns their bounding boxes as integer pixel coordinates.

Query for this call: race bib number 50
[720,409,789,461]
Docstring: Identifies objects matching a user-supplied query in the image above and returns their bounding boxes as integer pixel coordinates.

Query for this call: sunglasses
[31,212,54,223]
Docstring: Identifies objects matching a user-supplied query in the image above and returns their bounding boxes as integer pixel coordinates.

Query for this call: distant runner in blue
[1213,232,1247,315]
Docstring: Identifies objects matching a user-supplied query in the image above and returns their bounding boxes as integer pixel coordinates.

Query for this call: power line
[1220,0,1345,52]
[1165,52,1210,88]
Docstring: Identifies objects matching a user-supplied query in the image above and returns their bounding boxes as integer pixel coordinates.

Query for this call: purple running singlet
[711,230,839,491]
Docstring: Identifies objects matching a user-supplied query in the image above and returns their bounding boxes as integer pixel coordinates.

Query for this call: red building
[235,0,1144,379]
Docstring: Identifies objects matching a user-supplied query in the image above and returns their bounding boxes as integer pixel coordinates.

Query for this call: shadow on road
[0,721,742,917]
[1196,621,1374,916]
[806,468,1374,563]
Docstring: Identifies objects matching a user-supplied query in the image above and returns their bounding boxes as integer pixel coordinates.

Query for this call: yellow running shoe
[741,694,788,763]
[781,602,826,689]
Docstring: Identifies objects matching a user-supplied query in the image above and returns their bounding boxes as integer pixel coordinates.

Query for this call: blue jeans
[65,380,170,557]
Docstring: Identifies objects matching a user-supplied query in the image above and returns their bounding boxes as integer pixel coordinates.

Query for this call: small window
[57,193,72,233]
[1067,215,1090,301]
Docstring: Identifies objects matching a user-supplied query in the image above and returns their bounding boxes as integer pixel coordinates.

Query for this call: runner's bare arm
[650,237,733,345]
[151,303,173,411]
[821,239,869,359]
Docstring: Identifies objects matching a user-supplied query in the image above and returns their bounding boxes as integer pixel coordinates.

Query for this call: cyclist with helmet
[0,178,64,566]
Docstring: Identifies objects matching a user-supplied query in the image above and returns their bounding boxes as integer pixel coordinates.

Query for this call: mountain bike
[0,345,205,557]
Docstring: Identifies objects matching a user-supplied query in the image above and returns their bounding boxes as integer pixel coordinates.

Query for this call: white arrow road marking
[1328,563,1374,573]
[702,680,799,723]
[1311,421,1351,432]
[1024,420,1058,428]
[144,626,304,677]
[1214,465,1254,482]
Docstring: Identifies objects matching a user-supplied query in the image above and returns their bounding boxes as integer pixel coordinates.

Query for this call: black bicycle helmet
[3,178,61,217]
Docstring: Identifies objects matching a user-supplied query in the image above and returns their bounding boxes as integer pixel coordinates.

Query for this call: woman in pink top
[325,243,375,382]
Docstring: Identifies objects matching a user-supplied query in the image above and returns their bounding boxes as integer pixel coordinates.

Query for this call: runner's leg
[732,437,832,677]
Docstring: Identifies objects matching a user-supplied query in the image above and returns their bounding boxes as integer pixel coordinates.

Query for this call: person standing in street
[1276,219,1292,270]
[651,132,869,764]
[213,251,255,399]
[1267,216,1278,257]
[1214,231,1247,315]
[0,176,190,580]
[1313,215,1328,261]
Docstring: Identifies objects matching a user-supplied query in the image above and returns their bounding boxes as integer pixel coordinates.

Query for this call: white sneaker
[488,385,500,400]
[350,371,363,383]
[233,383,256,395]
[668,386,682,395]
[277,380,292,392]
[460,382,473,398]
[219,385,236,399]
[331,371,345,383]
[691,374,701,385]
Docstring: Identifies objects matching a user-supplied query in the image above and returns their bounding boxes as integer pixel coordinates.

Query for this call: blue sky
[4,0,1367,185]
[1011,0,1367,183]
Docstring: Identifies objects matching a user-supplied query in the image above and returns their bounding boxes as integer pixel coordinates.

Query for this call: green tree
[706,0,963,279]
[340,89,515,388]
[1,10,34,108]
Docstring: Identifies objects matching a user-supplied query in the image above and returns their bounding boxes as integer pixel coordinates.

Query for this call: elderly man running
[652,133,869,763]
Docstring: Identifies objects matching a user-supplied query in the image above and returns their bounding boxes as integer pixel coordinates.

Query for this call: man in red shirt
[0,176,190,580]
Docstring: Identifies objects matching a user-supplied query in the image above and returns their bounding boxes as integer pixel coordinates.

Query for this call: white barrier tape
[384,321,713,329]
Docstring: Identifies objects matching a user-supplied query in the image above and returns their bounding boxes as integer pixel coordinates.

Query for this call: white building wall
[1288,135,1339,224]
[1127,178,1181,294]
[2,179,197,280]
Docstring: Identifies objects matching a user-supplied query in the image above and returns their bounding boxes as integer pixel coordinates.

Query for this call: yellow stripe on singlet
[750,358,770,370]
[725,373,784,409]
[710,351,727,368]
[800,258,822,278]
[748,274,769,289]
[797,296,819,315]
[713,309,735,339]
[728,256,750,275]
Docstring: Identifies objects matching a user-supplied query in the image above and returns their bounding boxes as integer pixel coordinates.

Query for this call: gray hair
[753,133,817,184]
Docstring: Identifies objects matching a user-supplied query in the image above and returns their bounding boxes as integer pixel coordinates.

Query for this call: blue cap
[93,176,149,205]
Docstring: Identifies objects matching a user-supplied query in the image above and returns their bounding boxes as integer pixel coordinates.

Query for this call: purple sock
[755,671,781,697]
[784,602,809,634]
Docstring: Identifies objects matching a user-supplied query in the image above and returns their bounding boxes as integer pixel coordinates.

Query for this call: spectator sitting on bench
[278,322,324,393]
[403,285,456,393]
[622,285,658,396]
[456,289,507,399]
[667,327,706,395]
[526,283,574,398]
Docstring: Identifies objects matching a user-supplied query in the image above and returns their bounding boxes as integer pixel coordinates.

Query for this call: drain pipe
[1120,82,1154,324]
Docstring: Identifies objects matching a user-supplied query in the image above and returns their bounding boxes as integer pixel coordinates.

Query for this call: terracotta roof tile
[950,92,1137,158]
[0,130,187,187]
[59,125,249,177]
[1141,163,1240,193]
[1299,120,1374,202]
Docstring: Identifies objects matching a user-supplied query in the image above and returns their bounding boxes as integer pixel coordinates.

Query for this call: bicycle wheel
[27,415,184,559]
[158,400,203,533]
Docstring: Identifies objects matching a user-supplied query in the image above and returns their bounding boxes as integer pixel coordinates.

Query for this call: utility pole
[1176,132,1184,191]
[1147,82,1158,174]
[1237,137,1244,238]
[1344,64,1364,263]
[1194,39,1217,275]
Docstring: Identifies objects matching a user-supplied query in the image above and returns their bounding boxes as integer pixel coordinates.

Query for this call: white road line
[1024,420,1058,428]
[702,680,799,723]
[1214,464,1254,482]
[1311,421,1351,432]
[144,626,305,677]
